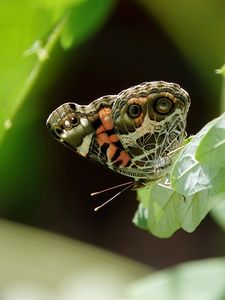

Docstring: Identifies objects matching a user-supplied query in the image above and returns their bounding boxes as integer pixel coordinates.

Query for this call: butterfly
[46,81,190,192]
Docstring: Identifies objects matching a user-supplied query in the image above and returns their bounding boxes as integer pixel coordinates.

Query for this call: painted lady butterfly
[46,81,190,189]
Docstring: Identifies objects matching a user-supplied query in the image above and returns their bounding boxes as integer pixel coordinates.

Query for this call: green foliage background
[0,0,225,298]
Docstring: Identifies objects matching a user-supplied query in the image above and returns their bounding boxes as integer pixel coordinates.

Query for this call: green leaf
[123,258,225,300]
[134,113,225,237]
[134,185,184,238]
[134,183,222,237]
[195,113,225,166]
[181,188,223,233]
[171,115,225,232]
[171,114,225,196]
[133,202,149,231]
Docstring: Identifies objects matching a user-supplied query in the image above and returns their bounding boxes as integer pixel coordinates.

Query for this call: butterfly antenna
[91,181,133,196]
[94,182,134,212]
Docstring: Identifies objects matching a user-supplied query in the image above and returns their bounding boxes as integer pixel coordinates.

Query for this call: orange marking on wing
[109,134,119,143]
[99,108,113,130]
[97,132,110,146]
[96,125,105,135]
[96,108,131,166]
[117,151,131,167]
[107,144,131,166]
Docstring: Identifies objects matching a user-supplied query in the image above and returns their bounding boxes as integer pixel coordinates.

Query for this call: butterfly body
[47,81,190,186]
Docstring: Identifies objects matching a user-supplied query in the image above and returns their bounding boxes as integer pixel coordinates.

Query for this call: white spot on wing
[77,133,93,157]
[80,117,89,127]
[64,120,70,127]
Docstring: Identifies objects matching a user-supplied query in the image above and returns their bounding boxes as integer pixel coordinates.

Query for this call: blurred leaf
[218,62,225,120]
[136,0,225,94]
[211,200,225,231]
[215,64,225,77]
[0,0,115,145]
[31,0,82,21]
[60,0,115,48]
[0,1,64,144]
[0,219,150,299]
[123,258,225,300]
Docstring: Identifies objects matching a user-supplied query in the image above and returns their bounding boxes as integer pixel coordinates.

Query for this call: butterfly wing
[46,95,128,167]
[46,81,190,183]
[110,81,191,180]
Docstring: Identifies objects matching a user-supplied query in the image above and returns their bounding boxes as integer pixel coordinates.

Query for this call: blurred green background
[0,0,225,298]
